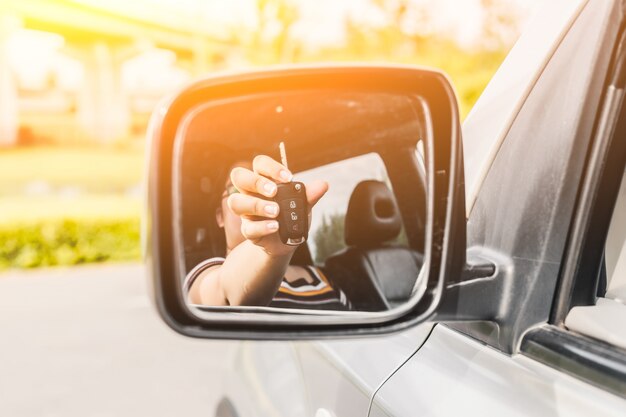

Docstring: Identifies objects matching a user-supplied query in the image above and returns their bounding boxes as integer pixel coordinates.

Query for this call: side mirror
[146,65,466,339]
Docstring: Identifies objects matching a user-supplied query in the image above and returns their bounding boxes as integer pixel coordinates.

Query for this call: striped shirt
[184,257,350,311]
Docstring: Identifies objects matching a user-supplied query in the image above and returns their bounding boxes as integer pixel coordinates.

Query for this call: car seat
[324,180,423,311]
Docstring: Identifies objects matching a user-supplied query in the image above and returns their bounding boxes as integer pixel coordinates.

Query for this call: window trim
[550,25,626,326]
[521,326,626,399]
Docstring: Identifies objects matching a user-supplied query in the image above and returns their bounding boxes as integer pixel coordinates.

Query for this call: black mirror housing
[145,65,466,339]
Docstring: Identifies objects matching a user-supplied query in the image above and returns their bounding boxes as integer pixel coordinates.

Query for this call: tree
[238,0,300,64]
[313,212,346,264]
[480,0,525,50]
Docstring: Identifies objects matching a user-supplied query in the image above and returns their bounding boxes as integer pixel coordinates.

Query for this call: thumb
[305,180,328,208]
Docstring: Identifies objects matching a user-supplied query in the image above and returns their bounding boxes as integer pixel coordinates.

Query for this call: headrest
[344,180,402,247]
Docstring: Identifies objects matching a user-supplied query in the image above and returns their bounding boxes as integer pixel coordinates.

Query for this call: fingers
[230,154,293,198]
[240,218,279,240]
[230,167,277,198]
[253,155,292,184]
[228,156,328,246]
[305,180,329,208]
[228,193,279,219]
[230,170,328,215]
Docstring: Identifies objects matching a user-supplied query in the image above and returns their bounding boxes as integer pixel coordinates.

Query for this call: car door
[370,0,626,415]
[215,325,434,417]
[293,324,434,417]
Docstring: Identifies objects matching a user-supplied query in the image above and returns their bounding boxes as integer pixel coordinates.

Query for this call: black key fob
[273,181,308,245]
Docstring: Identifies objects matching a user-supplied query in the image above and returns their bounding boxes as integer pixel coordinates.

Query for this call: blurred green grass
[0,147,144,270]
[0,195,141,224]
[0,196,142,270]
[0,146,144,194]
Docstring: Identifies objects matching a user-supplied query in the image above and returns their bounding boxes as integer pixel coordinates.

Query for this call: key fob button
[273,182,308,245]
[281,199,298,209]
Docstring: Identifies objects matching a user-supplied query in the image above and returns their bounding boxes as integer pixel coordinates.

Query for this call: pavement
[0,263,237,417]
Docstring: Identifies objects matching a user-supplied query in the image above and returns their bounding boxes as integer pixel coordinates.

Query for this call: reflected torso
[184,258,349,310]
[273,264,349,310]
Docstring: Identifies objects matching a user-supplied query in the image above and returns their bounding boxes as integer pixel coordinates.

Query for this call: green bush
[0,218,141,269]
[313,213,347,264]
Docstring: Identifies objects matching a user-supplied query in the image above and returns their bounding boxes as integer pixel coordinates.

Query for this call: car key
[273,142,308,246]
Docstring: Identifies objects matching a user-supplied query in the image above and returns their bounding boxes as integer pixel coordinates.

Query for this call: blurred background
[0,0,540,269]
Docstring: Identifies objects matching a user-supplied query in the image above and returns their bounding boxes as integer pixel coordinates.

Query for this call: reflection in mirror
[173,90,429,314]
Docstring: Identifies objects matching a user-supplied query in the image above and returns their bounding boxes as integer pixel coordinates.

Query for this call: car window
[296,152,408,265]
[564,165,626,349]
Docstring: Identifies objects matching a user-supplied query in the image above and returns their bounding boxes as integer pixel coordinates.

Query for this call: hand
[228,155,328,256]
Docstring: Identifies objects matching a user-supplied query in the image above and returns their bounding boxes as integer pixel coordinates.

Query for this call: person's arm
[190,155,327,306]
[189,242,290,306]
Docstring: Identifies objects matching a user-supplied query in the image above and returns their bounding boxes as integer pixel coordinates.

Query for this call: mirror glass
[173,89,430,315]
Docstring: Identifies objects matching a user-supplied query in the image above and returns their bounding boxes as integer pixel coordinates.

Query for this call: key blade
[279,141,288,170]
